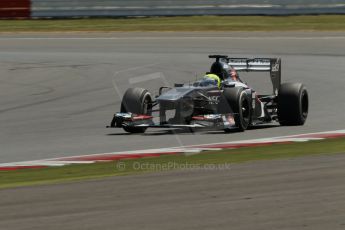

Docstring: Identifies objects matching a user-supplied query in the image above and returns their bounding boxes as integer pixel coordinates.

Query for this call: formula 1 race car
[108,55,309,133]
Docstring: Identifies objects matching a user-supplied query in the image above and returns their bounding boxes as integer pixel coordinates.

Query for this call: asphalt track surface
[0,32,345,163]
[1,153,345,230]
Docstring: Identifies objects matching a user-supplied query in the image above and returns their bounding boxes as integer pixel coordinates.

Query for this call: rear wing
[226,58,281,95]
[209,55,281,95]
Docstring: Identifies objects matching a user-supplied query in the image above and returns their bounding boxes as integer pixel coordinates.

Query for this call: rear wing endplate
[226,58,281,95]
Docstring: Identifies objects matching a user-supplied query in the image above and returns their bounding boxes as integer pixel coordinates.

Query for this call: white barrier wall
[30,0,345,18]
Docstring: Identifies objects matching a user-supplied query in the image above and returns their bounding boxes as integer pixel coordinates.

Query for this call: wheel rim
[301,90,309,119]
[241,97,250,125]
[142,94,152,115]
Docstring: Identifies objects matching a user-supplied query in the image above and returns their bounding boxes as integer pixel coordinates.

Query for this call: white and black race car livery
[108,55,309,133]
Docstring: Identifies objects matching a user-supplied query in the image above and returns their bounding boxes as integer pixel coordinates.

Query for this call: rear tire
[120,88,152,133]
[222,87,251,132]
[278,83,309,126]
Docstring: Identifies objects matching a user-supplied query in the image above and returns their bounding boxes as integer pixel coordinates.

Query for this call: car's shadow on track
[107,124,280,136]
[107,129,193,136]
[107,133,137,136]
[248,124,280,130]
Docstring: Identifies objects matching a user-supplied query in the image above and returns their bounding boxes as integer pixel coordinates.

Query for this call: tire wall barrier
[1,0,345,19]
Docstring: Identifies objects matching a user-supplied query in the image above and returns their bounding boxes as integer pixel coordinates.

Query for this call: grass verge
[0,15,345,32]
[1,137,345,189]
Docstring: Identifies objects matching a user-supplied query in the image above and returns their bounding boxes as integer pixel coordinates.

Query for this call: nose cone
[156,87,194,102]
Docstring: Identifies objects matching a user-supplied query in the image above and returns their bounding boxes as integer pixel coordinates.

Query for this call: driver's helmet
[201,74,221,88]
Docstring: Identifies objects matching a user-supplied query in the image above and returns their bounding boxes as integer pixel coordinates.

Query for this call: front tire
[278,83,309,126]
[222,87,251,132]
[120,88,152,133]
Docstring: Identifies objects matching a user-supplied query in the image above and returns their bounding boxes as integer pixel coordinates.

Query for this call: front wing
[108,113,237,130]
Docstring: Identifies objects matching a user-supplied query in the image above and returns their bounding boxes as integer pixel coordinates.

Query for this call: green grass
[1,137,345,189]
[0,15,345,32]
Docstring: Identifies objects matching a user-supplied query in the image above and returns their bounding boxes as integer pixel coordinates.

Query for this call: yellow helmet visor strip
[205,74,221,88]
